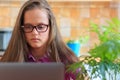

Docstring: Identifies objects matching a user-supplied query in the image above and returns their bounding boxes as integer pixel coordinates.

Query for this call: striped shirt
[27,53,76,80]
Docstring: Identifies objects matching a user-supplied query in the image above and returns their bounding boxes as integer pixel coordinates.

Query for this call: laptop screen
[0,63,64,80]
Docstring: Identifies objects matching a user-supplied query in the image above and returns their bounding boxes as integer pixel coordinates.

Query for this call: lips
[31,38,40,42]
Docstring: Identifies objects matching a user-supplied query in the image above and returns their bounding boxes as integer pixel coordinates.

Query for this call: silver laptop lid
[0,62,64,80]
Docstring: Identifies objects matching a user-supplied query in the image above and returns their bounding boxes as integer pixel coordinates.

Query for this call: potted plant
[68,18,120,80]
[67,36,89,57]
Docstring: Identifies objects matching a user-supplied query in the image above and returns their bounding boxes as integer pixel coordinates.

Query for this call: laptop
[0,62,64,80]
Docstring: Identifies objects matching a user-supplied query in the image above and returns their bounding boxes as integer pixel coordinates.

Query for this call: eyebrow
[24,22,48,25]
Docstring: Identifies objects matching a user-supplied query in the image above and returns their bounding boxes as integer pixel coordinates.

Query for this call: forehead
[24,8,49,25]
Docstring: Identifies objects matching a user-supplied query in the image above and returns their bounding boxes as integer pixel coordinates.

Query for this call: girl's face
[23,8,49,49]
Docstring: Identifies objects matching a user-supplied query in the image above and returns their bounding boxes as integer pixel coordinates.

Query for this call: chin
[31,45,42,48]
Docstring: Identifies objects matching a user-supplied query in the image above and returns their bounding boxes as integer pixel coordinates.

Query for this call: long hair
[1,0,79,64]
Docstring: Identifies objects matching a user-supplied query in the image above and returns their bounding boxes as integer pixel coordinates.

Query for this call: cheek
[24,33,30,42]
[42,31,49,40]
[42,29,50,41]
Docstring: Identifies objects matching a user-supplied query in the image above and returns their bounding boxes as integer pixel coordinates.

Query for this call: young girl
[1,0,79,80]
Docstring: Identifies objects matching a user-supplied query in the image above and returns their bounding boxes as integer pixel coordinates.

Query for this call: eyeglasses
[21,23,49,33]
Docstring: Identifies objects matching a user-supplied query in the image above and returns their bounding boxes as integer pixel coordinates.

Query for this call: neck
[30,46,47,60]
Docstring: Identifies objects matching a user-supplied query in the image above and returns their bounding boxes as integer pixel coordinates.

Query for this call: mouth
[31,38,40,42]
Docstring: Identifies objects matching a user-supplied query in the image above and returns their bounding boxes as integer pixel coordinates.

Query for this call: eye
[37,24,46,30]
[24,24,33,29]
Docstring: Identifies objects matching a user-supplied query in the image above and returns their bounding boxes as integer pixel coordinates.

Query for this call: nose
[32,28,38,34]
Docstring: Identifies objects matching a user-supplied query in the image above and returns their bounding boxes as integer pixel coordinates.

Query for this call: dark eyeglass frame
[21,23,49,33]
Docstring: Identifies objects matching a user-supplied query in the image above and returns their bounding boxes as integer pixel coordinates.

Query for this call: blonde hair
[1,0,78,64]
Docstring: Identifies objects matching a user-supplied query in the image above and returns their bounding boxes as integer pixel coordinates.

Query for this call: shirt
[27,53,76,80]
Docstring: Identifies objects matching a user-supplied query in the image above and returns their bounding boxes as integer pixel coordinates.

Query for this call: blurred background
[0,0,120,56]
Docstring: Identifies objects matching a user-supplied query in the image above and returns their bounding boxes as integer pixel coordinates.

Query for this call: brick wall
[0,1,26,27]
[50,1,119,55]
[0,1,119,55]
